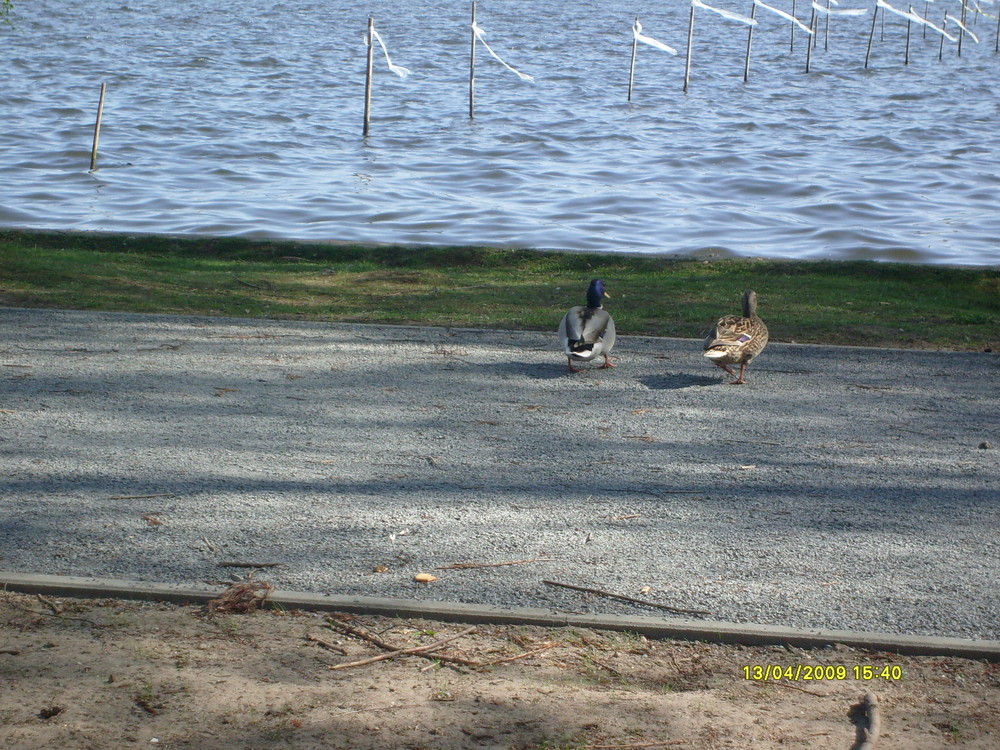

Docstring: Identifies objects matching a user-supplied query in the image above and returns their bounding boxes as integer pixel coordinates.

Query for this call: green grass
[2,228,998,351]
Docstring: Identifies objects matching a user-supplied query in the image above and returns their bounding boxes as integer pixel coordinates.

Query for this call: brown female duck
[703,289,768,385]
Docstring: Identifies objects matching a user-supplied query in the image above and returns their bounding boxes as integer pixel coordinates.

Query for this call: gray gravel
[2,307,998,640]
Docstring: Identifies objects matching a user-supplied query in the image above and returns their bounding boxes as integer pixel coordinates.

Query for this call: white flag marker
[812,1,869,15]
[754,0,815,34]
[471,22,534,81]
[692,0,758,26]
[368,28,411,78]
[633,19,679,54]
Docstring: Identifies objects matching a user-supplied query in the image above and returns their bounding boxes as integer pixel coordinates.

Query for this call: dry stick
[743,2,756,83]
[89,81,106,172]
[363,16,374,137]
[436,556,552,570]
[683,3,696,93]
[469,0,477,119]
[305,632,349,655]
[856,690,882,750]
[325,618,478,666]
[628,17,639,101]
[865,2,880,68]
[542,579,712,616]
[218,561,282,568]
[0,591,101,627]
[329,626,477,670]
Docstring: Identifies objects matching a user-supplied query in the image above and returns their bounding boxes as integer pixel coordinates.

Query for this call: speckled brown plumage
[703,289,768,385]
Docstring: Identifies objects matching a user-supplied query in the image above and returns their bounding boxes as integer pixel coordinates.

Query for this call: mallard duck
[703,289,768,385]
[558,279,616,373]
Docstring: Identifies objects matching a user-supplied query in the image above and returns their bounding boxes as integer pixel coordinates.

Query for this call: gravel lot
[2,307,998,640]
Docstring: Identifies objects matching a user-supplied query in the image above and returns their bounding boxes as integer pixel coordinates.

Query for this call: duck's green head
[587,279,610,309]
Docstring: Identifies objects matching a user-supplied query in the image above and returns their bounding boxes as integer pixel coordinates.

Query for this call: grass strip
[1,228,997,351]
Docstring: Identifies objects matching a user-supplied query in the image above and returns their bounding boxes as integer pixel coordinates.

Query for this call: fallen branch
[853,690,882,750]
[437,556,552,571]
[0,592,101,627]
[329,626,477,670]
[542,579,712,616]
[305,633,348,655]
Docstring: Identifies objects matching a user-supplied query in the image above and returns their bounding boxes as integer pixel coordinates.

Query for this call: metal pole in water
[363,17,374,137]
[743,2,756,83]
[628,17,639,101]
[865,3,879,68]
[683,3,695,93]
[995,6,999,52]
[469,0,477,119]
[89,82,106,172]
[923,1,929,39]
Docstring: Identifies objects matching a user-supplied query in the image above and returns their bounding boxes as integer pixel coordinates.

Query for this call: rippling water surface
[2,0,999,264]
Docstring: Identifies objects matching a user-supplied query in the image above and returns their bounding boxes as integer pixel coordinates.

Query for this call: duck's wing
[560,306,612,356]
[703,314,755,351]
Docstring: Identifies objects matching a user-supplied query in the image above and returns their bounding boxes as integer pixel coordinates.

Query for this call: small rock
[978,442,994,450]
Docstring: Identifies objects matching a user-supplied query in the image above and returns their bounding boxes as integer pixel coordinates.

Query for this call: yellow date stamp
[742,664,904,681]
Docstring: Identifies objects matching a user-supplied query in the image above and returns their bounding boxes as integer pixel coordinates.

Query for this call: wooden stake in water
[469,0,477,119]
[790,0,798,51]
[363,17,374,137]
[89,81,106,172]
[805,7,816,72]
[988,5,1000,51]
[923,0,929,39]
[939,11,948,60]
[905,9,912,64]
[824,0,832,51]
[743,2,756,83]
[958,0,967,57]
[683,3,695,93]
[865,2,880,68]
[628,16,639,100]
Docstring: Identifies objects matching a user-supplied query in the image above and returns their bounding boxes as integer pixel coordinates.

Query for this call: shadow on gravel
[640,373,719,389]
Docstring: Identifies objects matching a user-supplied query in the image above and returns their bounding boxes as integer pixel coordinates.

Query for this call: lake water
[2,0,999,265]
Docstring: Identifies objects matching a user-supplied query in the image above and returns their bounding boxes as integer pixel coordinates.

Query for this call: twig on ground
[0,591,101,627]
[542,579,712,616]
[218,561,282,568]
[329,626,477,670]
[305,633,348,655]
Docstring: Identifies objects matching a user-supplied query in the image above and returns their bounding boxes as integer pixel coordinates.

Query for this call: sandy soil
[2,589,999,750]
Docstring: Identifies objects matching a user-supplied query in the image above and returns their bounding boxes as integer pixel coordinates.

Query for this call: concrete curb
[3,572,999,661]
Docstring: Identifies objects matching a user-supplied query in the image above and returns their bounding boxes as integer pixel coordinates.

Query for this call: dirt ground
[2,589,999,750]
